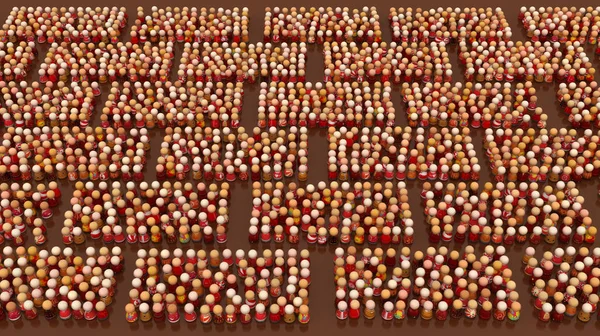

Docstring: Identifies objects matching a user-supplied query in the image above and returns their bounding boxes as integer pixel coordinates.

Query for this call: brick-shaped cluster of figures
[0,4,599,326]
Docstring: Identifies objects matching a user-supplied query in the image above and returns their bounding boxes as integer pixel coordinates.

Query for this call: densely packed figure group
[389,7,512,44]
[523,246,600,322]
[248,181,414,246]
[519,7,600,44]
[0,4,599,326]
[333,245,521,321]
[422,180,595,245]
[131,7,249,44]
[126,248,310,324]
[264,7,382,44]
[42,41,175,83]
[0,246,123,321]
[1,7,127,44]
[323,41,452,83]
[63,181,231,246]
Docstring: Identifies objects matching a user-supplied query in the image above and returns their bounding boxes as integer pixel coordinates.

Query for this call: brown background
[2,1,600,336]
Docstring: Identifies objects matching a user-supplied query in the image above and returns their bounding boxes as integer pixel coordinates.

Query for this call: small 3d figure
[436,301,448,321]
[578,303,592,323]
[407,299,420,319]
[284,305,296,323]
[6,302,21,321]
[254,304,267,322]
[298,305,310,324]
[349,300,361,319]
[213,305,225,324]
[225,305,237,324]
[336,301,349,320]
[139,303,152,322]
[539,303,552,322]
[199,305,212,324]
[125,303,138,323]
[420,301,433,320]
[269,304,281,323]
[24,300,38,320]
[381,301,394,321]
[551,303,565,323]
[362,300,376,320]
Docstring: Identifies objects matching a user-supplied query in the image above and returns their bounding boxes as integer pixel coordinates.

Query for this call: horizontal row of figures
[2,39,598,86]
[0,245,598,323]
[3,83,600,189]
[2,80,594,133]
[2,78,600,138]
[4,6,600,45]
[1,6,600,87]
[0,177,595,248]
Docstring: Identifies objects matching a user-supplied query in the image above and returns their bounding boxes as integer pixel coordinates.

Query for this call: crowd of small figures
[247,179,598,247]
[485,128,600,184]
[131,7,249,44]
[333,246,522,321]
[1,7,127,44]
[422,180,595,246]
[0,246,123,321]
[557,81,600,128]
[2,6,599,85]
[61,181,231,246]
[520,7,600,45]
[523,246,600,322]
[125,248,311,324]
[258,81,544,130]
[1,4,600,326]
[0,182,62,246]
[248,181,414,246]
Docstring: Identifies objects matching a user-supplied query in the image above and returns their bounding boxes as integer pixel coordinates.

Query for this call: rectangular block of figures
[518,7,600,44]
[258,42,307,83]
[327,126,480,182]
[40,42,174,84]
[257,81,396,129]
[130,7,249,44]
[177,42,307,84]
[315,82,397,128]
[523,246,600,322]
[256,82,316,129]
[425,172,595,246]
[421,180,580,245]
[332,245,521,322]
[388,8,512,44]
[0,183,61,247]
[0,7,127,44]
[327,126,403,181]
[0,246,124,322]
[0,80,112,182]
[0,81,98,129]
[0,41,37,82]
[177,42,258,84]
[556,81,600,128]
[247,180,414,246]
[257,81,397,130]
[458,40,594,83]
[422,180,506,245]
[263,7,382,44]
[62,181,231,246]
[101,81,244,130]
[400,82,547,129]
[323,41,452,84]
[0,124,149,185]
[157,124,308,182]
[125,248,311,324]
[484,127,600,184]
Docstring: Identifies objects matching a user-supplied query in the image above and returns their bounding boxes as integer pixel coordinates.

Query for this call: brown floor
[2,1,600,336]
